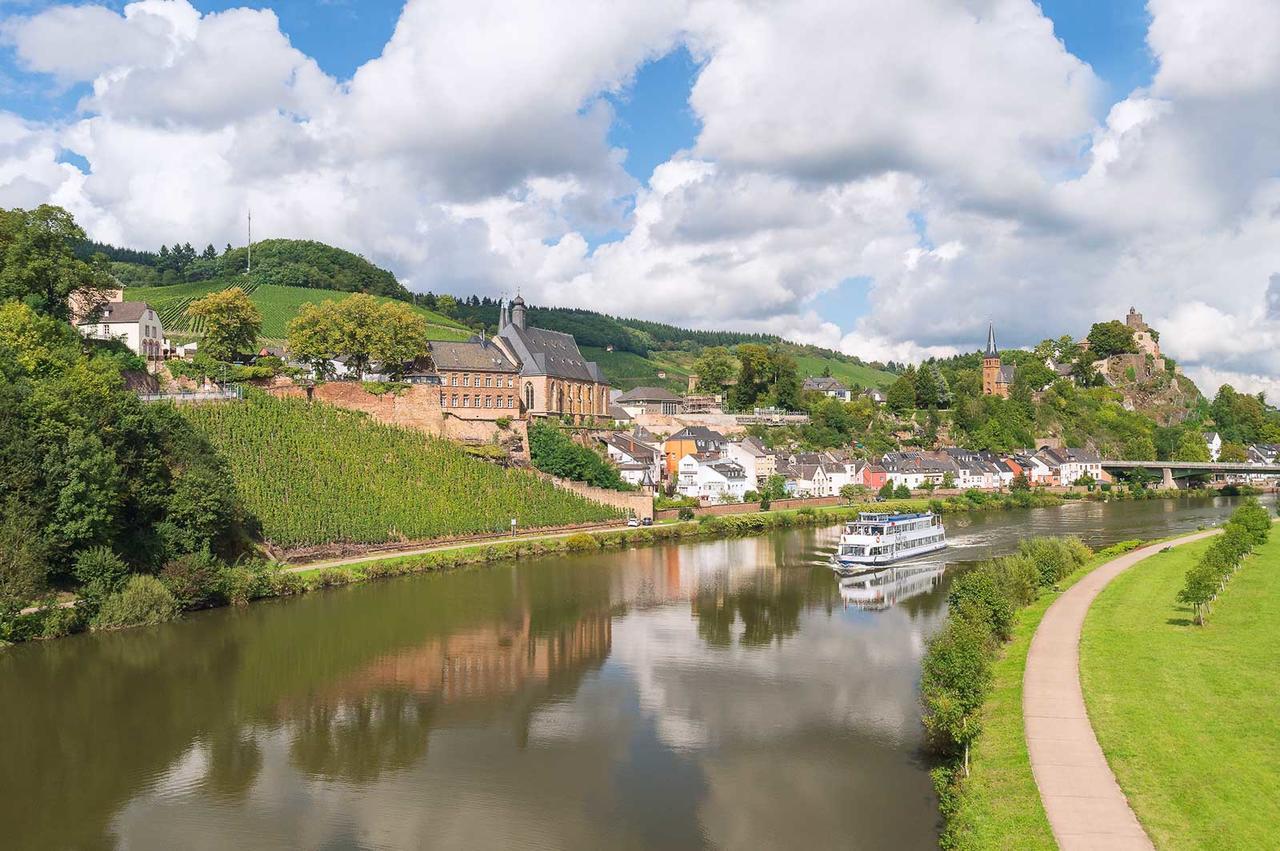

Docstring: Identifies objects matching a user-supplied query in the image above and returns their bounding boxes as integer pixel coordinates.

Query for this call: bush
[220,564,274,606]
[308,568,350,589]
[948,570,1015,643]
[1018,537,1090,587]
[39,604,86,639]
[894,483,911,500]
[678,506,696,521]
[72,547,129,612]
[160,551,225,610]
[563,533,600,552]
[93,575,179,630]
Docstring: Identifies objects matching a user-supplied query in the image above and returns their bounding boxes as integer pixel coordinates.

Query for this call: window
[485,396,493,408]
[462,395,469,407]
[450,374,458,386]
[485,376,493,387]
[441,392,448,407]
[452,394,458,407]
[463,375,470,386]
[525,382,534,411]
[507,377,514,388]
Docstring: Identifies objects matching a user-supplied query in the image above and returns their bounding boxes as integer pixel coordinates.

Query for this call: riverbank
[938,505,1274,849]
[8,490,1067,645]
[1080,533,1280,849]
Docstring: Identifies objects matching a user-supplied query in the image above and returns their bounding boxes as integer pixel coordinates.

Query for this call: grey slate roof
[803,376,847,392]
[86,301,153,324]
[985,323,999,358]
[430,338,517,372]
[614,386,682,403]
[497,323,606,383]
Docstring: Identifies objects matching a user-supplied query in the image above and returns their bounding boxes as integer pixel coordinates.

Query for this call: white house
[802,376,851,401]
[597,432,662,488]
[1204,432,1222,461]
[724,436,778,486]
[677,454,749,502]
[77,301,165,359]
[791,463,831,497]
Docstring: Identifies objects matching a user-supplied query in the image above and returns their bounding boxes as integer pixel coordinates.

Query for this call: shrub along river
[1,495,1270,850]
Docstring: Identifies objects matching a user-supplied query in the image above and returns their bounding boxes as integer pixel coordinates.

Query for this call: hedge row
[1177,498,1272,625]
[923,535,1095,848]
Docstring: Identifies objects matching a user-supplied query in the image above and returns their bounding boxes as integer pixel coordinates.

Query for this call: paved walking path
[1024,528,1219,851]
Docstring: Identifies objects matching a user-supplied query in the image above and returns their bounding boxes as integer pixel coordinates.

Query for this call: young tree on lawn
[877,480,895,500]
[188,288,262,361]
[894,482,911,499]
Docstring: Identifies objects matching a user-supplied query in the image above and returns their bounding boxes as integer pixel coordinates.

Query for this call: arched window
[524,382,534,412]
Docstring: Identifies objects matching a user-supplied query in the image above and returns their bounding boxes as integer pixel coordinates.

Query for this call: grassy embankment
[1080,534,1280,849]
[125,281,472,343]
[937,546,1123,849]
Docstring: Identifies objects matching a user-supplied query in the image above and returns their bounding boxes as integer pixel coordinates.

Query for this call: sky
[1,0,1278,398]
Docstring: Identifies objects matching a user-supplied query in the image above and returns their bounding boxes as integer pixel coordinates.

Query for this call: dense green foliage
[285,293,430,378]
[181,393,620,547]
[92,575,179,630]
[1177,499,1271,623]
[1085,319,1137,358]
[923,537,1091,818]
[0,302,244,636]
[103,236,410,299]
[528,421,629,490]
[1,205,112,322]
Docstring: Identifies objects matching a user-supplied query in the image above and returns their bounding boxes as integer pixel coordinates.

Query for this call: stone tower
[981,323,1009,398]
[510,294,527,330]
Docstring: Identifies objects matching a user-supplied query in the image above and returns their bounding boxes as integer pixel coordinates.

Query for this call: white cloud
[2,0,1279,393]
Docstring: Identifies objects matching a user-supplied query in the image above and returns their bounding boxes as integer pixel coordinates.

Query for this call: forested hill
[80,237,411,301]
[443,296,897,378]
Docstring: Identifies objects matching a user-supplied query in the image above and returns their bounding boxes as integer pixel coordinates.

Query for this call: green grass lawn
[1081,535,1280,850]
[126,280,471,342]
[943,549,1126,849]
[792,354,896,390]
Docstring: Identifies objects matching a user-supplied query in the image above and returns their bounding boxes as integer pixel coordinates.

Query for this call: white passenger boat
[832,511,946,572]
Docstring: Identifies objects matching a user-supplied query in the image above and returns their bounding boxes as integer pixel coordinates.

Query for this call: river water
[1,496,1268,850]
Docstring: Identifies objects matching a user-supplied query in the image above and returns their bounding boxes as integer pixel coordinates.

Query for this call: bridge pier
[1162,467,1176,489]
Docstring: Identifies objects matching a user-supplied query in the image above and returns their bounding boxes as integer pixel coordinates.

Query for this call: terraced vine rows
[181,393,620,547]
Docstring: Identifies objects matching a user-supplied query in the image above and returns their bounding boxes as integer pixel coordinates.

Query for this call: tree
[368,300,430,377]
[692,345,738,391]
[1172,431,1211,462]
[188,287,262,361]
[894,482,912,499]
[0,497,46,633]
[877,480,895,500]
[763,474,788,501]
[1085,320,1137,359]
[887,373,917,414]
[1010,473,1030,491]
[0,205,111,321]
[942,471,956,489]
[435,294,458,317]
[915,365,939,408]
[201,244,218,260]
[1219,441,1248,463]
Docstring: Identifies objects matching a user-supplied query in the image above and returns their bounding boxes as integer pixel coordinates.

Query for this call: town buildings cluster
[591,421,1110,504]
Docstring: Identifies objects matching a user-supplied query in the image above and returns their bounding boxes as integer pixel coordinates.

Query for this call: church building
[981,324,1016,398]
[493,295,611,421]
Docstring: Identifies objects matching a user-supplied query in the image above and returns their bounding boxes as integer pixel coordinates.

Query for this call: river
[0,495,1268,850]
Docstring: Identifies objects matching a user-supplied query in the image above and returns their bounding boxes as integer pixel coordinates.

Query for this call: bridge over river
[1102,459,1280,488]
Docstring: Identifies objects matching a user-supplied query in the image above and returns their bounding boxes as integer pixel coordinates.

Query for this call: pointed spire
[985,323,999,358]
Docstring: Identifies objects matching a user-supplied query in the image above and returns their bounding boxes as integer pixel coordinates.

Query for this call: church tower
[981,323,1008,398]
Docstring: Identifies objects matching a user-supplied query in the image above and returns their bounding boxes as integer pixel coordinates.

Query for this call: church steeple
[985,323,999,359]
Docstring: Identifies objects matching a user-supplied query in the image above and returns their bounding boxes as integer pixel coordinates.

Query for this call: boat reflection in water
[837,561,946,611]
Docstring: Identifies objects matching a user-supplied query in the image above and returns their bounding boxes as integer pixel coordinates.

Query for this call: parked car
[627,517,640,527]
[641,517,653,526]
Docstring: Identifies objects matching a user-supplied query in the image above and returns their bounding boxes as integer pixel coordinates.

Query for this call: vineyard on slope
[180,393,620,547]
